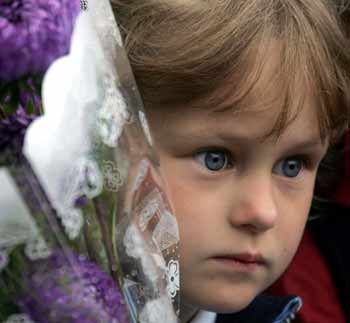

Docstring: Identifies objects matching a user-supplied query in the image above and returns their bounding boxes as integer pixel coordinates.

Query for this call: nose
[229,173,278,233]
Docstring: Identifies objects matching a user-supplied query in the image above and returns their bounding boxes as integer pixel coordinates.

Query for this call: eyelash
[288,154,312,168]
[273,154,312,178]
[193,148,234,172]
[193,149,315,174]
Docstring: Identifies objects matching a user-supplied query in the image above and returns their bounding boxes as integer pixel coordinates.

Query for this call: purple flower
[0,78,41,154]
[19,251,129,323]
[74,195,89,208]
[0,0,81,82]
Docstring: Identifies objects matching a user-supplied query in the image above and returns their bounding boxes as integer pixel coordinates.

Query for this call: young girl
[112,1,350,322]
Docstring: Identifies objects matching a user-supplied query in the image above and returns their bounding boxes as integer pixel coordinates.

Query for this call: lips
[212,252,267,271]
[221,253,266,264]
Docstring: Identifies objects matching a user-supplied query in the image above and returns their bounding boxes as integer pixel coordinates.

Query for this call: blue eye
[274,158,303,178]
[194,150,229,171]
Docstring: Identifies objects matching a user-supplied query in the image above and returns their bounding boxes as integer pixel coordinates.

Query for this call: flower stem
[7,152,78,270]
[93,198,119,282]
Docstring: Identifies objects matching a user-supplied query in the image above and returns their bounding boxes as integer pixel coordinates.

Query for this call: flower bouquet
[0,0,180,322]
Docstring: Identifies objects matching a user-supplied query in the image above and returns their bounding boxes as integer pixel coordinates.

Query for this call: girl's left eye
[194,150,232,172]
[273,157,304,178]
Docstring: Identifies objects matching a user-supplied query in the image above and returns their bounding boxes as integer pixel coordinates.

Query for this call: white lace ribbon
[2,314,35,323]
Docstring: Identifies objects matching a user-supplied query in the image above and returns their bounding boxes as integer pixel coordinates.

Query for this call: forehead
[153,94,320,147]
[186,40,319,140]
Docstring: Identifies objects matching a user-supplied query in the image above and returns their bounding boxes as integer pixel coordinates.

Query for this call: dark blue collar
[215,294,302,323]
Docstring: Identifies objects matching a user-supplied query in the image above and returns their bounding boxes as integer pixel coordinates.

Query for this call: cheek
[285,190,311,229]
[166,174,226,257]
[275,190,312,268]
[165,163,220,224]
[170,180,210,239]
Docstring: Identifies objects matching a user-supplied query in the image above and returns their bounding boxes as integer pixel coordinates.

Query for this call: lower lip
[213,257,263,272]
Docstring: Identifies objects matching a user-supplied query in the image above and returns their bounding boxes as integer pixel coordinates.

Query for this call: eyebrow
[211,103,240,114]
[280,137,328,154]
[176,128,327,152]
[279,142,326,158]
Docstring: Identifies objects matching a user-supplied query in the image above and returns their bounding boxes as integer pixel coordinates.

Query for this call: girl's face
[147,73,328,320]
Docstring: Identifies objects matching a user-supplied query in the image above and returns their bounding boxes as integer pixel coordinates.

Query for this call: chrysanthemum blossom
[19,252,130,323]
[0,0,81,82]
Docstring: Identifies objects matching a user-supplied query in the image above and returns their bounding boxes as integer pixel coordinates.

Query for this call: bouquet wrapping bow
[0,0,180,322]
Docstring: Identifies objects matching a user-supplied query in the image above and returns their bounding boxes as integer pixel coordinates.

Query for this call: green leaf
[0,247,26,320]
[0,83,12,97]
[0,301,20,321]
[19,79,32,93]
[0,105,6,119]
[0,288,19,321]
[2,100,17,116]
[26,99,35,115]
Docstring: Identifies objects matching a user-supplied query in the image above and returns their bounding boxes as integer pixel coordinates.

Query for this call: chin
[206,297,254,314]
[185,288,258,314]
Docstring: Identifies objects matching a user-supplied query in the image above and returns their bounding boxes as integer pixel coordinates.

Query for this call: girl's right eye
[193,150,232,172]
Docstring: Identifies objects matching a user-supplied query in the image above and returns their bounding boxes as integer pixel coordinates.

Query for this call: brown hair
[112,0,350,140]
